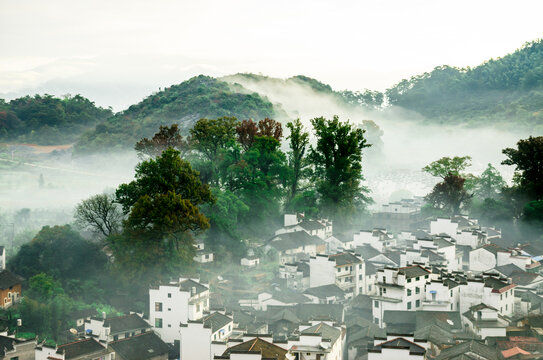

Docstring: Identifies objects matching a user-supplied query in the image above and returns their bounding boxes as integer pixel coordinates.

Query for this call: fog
[222,74,529,205]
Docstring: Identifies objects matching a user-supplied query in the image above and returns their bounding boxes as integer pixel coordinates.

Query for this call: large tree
[286,118,309,206]
[423,156,472,178]
[473,163,506,200]
[502,136,543,200]
[425,173,472,215]
[308,116,371,221]
[134,124,188,159]
[74,193,123,239]
[114,148,214,277]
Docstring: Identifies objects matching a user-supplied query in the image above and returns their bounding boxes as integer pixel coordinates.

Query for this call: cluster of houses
[4,198,543,359]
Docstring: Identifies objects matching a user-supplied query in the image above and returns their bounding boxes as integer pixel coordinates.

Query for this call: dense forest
[0,94,112,145]
[1,39,542,150]
[386,39,543,130]
[74,76,277,153]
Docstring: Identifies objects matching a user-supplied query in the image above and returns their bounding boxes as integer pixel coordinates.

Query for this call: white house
[368,337,426,360]
[457,275,516,316]
[279,262,310,291]
[372,265,431,327]
[469,244,508,273]
[309,252,364,297]
[84,312,151,342]
[353,229,395,253]
[266,231,327,264]
[149,277,210,344]
[241,255,260,267]
[194,240,214,263]
[461,303,508,339]
[275,214,333,240]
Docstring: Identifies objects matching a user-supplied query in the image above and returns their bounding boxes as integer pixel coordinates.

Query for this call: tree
[286,119,309,205]
[423,156,472,179]
[9,225,107,284]
[502,136,543,200]
[134,124,188,159]
[308,116,371,221]
[236,118,283,151]
[114,148,214,277]
[74,193,123,239]
[474,163,506,199]
[425,173,472,215]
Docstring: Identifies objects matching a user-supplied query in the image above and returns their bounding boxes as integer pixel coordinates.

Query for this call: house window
[155,302,162,312]
[350,266,353,271]
[345,266,348,271]
[500,294,503,300]
[407,289,412,296]
[415,287,420,294]
[416,277,420,281]
[416,300,420,307]
[425,275,429,279]
[359,275,362,280]
[368,285,372,291]
[168,324,171,328]
[337,268,340,273]
[407,302,412,310]
[407,278,412,283]
[155,318,163,328]
[168,293,172,298]
[374,317,379,324]
[506,304,508,311]
[113,335,119,341]
[359,264,362,269]
[168,308,171,311]
[450,290,453,297]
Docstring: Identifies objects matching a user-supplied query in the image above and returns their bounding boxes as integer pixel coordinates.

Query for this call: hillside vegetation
[386,39,543,130]
[0,94,112,145]
[74,75,276,153]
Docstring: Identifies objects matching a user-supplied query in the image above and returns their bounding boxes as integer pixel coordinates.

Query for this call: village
[0,196,542,360]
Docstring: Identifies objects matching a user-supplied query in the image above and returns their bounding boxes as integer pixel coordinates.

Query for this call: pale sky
[1,0,542,110]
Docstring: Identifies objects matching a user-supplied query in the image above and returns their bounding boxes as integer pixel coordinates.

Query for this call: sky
[1,0,543,110]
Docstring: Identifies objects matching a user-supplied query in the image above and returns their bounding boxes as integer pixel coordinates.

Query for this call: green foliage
[134,124,188,159]
[425,173,472,215]
[309,116,372,222]
[385,39,543,129]
[74,193,123,239]
[522,200,543,229]
[0,94,111,145]
[8,225,108,285]
[286,119,310,205]
[473,163,506,200]
[502,136,543,200]
[201,187,249,242]
[75,76,276,154]
[114,148,214,280]
[28,273,65,301]
[423,156,472,179]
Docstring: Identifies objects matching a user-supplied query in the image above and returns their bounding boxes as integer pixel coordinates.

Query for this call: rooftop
[109,331,169,360]
[103,313,151,334]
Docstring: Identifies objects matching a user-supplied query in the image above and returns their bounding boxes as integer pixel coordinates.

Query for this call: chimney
[102,312,106,320]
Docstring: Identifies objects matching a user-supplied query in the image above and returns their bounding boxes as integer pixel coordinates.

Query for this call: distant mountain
[385,39,543,130]
[74,75,277,154]
[0,94,112,145]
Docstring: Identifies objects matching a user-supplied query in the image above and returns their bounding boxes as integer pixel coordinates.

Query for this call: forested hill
[74,75,277,153]
[386,39,543,130]
[0,94,112,145]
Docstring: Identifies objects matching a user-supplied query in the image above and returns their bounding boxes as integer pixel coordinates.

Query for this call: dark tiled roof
[304,284,345,299]
[270,309,300,323]
[355,245,381,260]
[266,303,344,323]
[104,313,151,334]
[204,312,233,333]
[299,220,326,231]
[57,338,106,359]
[330,252,362,265]
[371,337,425,355]
[511,271,540,286]
[224,338,288,360]
[0,270,23,290]
[435,340,498,360]
[398,265,430,279]
[179,278,208,295]
[269,231,325,252]
[484,277,515,292]
[494,264,524,277]
[110,332,169,360]
[480,243,507,255]
[0,335,30,356]
[434,237,453,249]
[301,322,341,344]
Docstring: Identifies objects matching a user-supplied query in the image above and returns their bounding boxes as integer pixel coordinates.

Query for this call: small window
[374,301,379,308]
[359,275,362,280]
[155,318,163,328]
[407,278,412,283]
[168,324,171,328]
[425,275,429,279]
[407,289,412,296]
[416,287,420,294]
[450,290,453,297]
[345,266,348,271]
[155,302,163,312]
[407,302,412,310]
[113,335,119,341]
[416,300,420,307]
[416,277,420,281]
[125,332,129,338]
[168,293,172,298]
[359,264,362,269]
[337,268,340,273]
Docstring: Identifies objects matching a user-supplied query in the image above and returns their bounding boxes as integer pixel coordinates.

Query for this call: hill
[385,39,543,130]
[74,75,277,154]
[0,94,112,145]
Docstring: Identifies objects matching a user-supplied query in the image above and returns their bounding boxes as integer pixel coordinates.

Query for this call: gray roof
[104,314,151,334]
[179,278,208,295]
[355,245,381,260]
[57,338,107,359]
[370,337,425,356]
[301,322,341,344]
[304,284,345,299]
[204,312,233,333]
[109,332,169,360]
[330,252,362,265]
[493,263,523,277]
[399,265,430,279]
[299,220,326,231]
[435,340,498,360]
[266,303,344,323]
[269,231,326,252]
[0,270,23,290]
